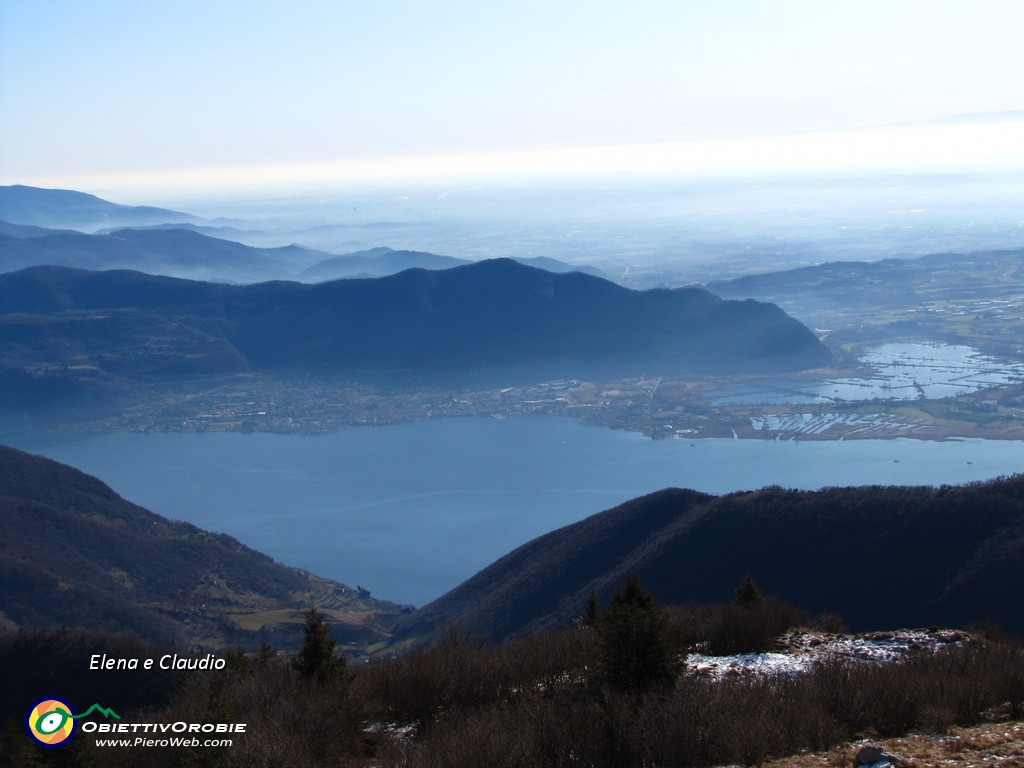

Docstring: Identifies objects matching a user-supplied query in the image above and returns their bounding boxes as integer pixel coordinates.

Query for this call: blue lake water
[12,416,1024,606]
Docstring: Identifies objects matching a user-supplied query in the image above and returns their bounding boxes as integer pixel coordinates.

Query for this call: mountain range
[0,222,607,284]
[0,259,831,413]
[396,478,1024,644]
[0,223,613,283]
[0,185,610,283]
[0,226,330,283]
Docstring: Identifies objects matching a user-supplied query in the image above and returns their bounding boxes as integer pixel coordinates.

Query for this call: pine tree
[293,606,347,682]
[594,574,681,696]
[734,574,763,606]
[255,642,277,669]
[584,590,600,627]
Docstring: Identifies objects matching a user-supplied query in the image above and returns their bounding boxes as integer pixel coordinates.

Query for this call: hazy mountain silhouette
[0,219,79,238]
[301,246,611,281]
[0,226,331,283]
[0,185,199,232]
[2,215,609,284]
[0,444,405,649]
[301,246,469,279]
[396,478,1024,644]
[707,247,1024,317]
[710,250,958,301]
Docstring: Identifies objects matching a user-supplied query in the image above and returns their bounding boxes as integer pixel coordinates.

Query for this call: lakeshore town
[21,363,1024,442]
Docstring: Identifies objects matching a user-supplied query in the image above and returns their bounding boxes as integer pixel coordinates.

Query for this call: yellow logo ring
[26,698,76,747]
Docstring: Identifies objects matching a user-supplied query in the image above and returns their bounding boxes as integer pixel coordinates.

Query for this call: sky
[2,0,1024,197]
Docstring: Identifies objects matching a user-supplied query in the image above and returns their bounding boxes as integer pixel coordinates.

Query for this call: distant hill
[0,185,199,232]
[0,259,831,412]
[0,444,406,651]
[1,217,609,284]
[396,477,1024,644]
[0,225,332,283]
[707,249,1018,305]
[301,246,610,281]
[301,246,470,279]
[0,219,78,238]
[706,247,1024,352]
[94,221,255,238]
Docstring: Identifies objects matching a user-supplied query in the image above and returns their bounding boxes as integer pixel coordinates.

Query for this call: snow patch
[687,628,968,679]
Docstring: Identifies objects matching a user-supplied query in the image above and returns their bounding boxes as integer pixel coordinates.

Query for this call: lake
[10,416,1024,606]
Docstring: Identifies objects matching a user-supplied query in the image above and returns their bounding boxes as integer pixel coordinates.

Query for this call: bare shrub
[352,623,599,735]
[391,697,615,768]
[670,597,806,655]
[809,639,1024,741]
[64,615,1024,767]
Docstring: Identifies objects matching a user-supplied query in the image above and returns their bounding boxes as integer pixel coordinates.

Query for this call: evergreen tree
[255,642,277,669]
[594,574,681,696]
[734,574,763,606]
[584,590,600,627]
[293,606,347,682]
[223,646,250,674]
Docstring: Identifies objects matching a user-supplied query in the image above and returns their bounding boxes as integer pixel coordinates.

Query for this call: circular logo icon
[26,698,76,747]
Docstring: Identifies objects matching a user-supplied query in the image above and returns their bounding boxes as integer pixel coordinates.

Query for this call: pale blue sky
[2,0,1023,194]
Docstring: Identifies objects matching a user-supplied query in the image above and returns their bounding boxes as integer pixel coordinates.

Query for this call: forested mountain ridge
[396,476,1024,644]
[0,259,831,413]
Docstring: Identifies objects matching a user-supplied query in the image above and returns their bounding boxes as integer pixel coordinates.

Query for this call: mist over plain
[145,167,1024,290]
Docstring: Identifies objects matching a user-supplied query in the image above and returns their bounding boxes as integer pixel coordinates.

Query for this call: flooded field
[711,343,1024,406]
[748,412,926,439]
